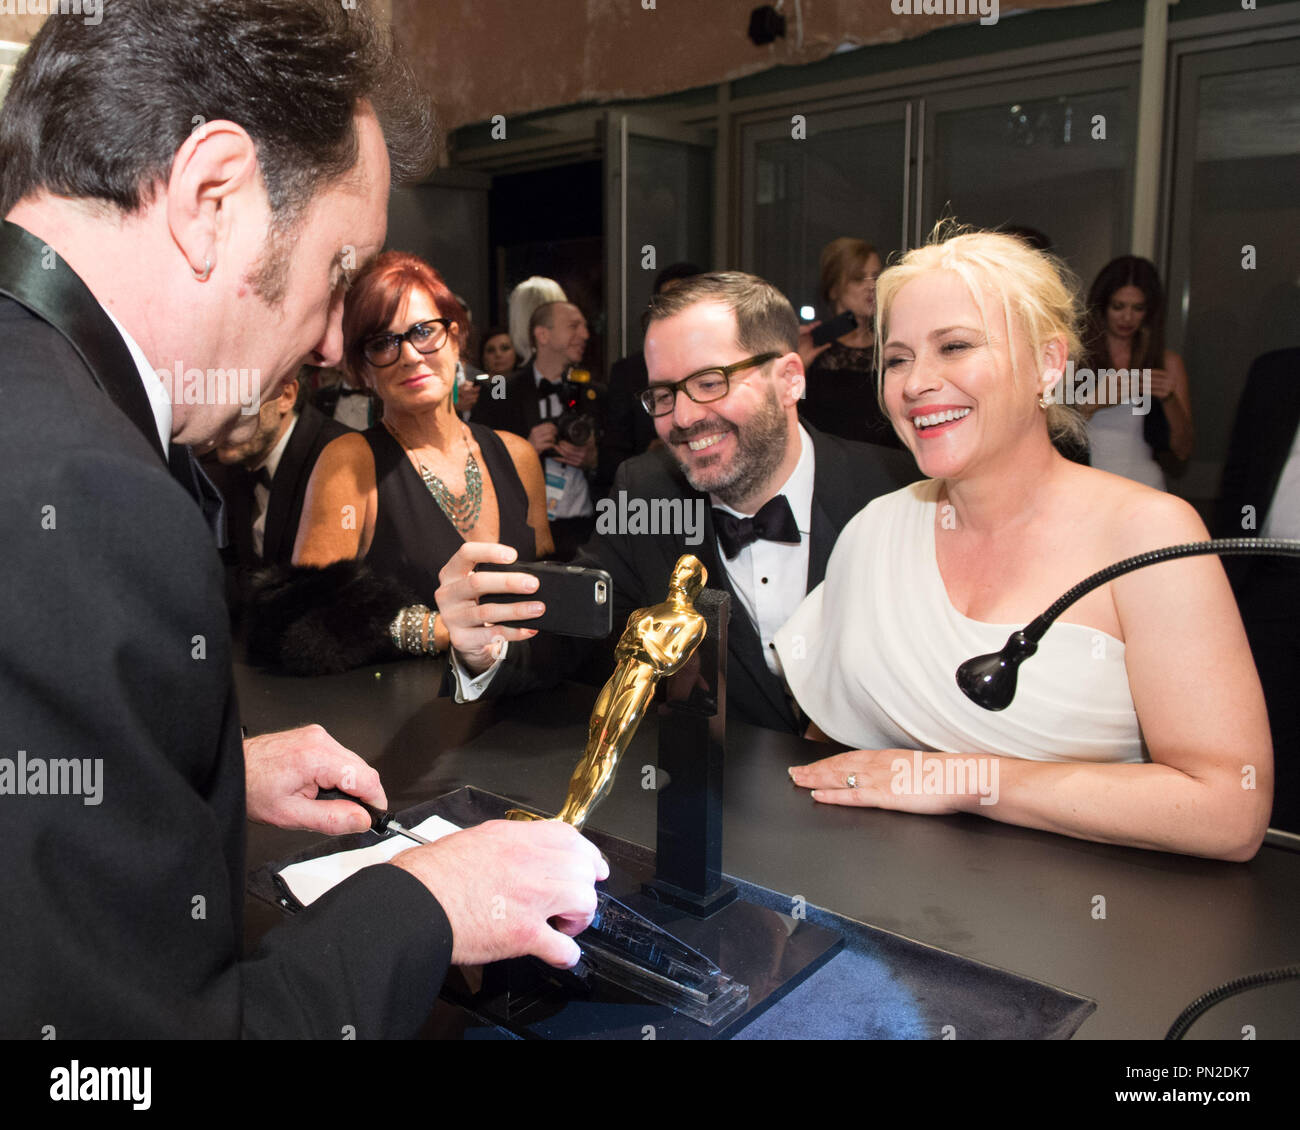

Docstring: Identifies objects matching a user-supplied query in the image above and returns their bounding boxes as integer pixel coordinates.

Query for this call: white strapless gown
[774,480,1146,762]
[1087,404,1165,490]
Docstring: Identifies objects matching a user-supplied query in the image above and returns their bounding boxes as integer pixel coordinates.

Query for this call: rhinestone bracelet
[390,604,435,655]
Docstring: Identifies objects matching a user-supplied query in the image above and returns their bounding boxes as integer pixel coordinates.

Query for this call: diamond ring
[846,774,857,788]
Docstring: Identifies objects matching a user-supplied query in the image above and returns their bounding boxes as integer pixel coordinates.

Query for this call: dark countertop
[236,657,1300,1040]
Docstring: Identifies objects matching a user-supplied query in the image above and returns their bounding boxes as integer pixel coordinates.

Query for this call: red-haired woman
[248,252,551,672]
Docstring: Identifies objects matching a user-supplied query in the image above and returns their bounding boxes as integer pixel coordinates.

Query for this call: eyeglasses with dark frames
[362,319,453,368]
[639,352,781,417]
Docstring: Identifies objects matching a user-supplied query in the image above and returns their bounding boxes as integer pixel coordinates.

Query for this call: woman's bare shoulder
[495,428,543,473]
[494,427,533,459]
[320,429,372,459]
[316,430,374,472]
[1066,462,1207,556]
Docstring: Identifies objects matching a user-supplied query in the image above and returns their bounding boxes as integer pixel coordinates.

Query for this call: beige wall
[395,0,1107,132]
[3,1,1106,130]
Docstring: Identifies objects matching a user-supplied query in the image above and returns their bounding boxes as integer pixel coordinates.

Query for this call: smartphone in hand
[475,561,613,638]
[811,309,857,348]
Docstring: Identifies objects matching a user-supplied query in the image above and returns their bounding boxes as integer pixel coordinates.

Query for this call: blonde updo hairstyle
[873,225,1087,454]
[508,276,567,361]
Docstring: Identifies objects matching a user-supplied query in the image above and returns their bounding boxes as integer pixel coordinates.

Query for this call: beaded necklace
[384,419,483,533]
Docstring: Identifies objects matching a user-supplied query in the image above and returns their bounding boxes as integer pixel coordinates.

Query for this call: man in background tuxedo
[436,272,917,734]
[599,260,704,493]
[1216,346,1300,834]
[204,374,351,613]
[474,300,604,558]
[0,0,603,1039]
[313,368,380,430]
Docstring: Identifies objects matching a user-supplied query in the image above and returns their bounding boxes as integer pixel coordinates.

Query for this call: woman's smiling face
[882,270,1043,481]
[362,287,460,411]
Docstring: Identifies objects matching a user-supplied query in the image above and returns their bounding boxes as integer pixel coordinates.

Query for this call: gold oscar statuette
[506,554,709,831]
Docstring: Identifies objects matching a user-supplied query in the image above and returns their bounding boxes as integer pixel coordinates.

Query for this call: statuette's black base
[641,874,739,918]
[436,787,842,1039]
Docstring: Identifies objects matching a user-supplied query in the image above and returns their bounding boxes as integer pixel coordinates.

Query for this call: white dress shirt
[534,365,592,520]
[99,303,171,452]
[332,383,373,432]
[711,424,814,676]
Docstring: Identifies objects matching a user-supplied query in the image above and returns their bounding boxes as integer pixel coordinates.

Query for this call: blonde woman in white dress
[775,231,1271,861]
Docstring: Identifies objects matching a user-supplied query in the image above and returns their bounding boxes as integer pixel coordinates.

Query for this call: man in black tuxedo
[204,375,352,612]
[436,272,917,733]
[1216,346,1300,833]
[313,371,380,430]
[0,0,602,1040]
[474,301,604,559]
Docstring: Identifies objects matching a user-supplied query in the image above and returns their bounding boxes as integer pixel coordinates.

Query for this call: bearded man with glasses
[436,271,918,734]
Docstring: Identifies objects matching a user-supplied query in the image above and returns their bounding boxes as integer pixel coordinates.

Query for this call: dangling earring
[1039,369,1060,410]
[193,257,213,282]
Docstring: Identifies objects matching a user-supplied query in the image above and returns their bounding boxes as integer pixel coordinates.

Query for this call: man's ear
[164,121,261,282]
[775,351,806,406]
[277,379,300,412]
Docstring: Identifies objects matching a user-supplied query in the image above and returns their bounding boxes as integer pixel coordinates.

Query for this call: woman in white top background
[776,230,1271,861]
[1081,255,1193,488]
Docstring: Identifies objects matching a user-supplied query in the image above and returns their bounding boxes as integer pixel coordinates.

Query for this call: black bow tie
[712,495,800,559]
[251,466,272,489]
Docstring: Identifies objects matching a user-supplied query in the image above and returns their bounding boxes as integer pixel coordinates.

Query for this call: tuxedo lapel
[807,495,835,592]
[262,411,316,565]
[0,221,165,464]
[693,500,726,591]
[806,424,854,591]
[168,443,227,546]
[225,467,258,567]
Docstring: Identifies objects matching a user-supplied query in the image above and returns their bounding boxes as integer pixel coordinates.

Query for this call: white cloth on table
[774,479,1146,763]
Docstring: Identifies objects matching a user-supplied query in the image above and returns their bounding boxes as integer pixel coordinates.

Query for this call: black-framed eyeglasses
[639,352,781,417]
[362,319,453,367]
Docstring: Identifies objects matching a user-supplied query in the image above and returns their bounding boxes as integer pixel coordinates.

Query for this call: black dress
[245,421,538,674]
[362,421,536,605]
[803,341,901,448]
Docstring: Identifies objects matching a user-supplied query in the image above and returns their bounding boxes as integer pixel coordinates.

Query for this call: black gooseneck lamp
[956,537,1300,1039]
[956,538,1300,711]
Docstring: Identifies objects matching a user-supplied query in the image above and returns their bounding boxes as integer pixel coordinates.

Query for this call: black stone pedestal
[435,787,843,1039]
[642,588,738,917]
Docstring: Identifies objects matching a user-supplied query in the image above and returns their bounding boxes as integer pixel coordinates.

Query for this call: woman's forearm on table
[953,755,1268,861]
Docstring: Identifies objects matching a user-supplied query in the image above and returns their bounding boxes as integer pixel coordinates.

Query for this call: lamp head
[956,630,1040,711]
